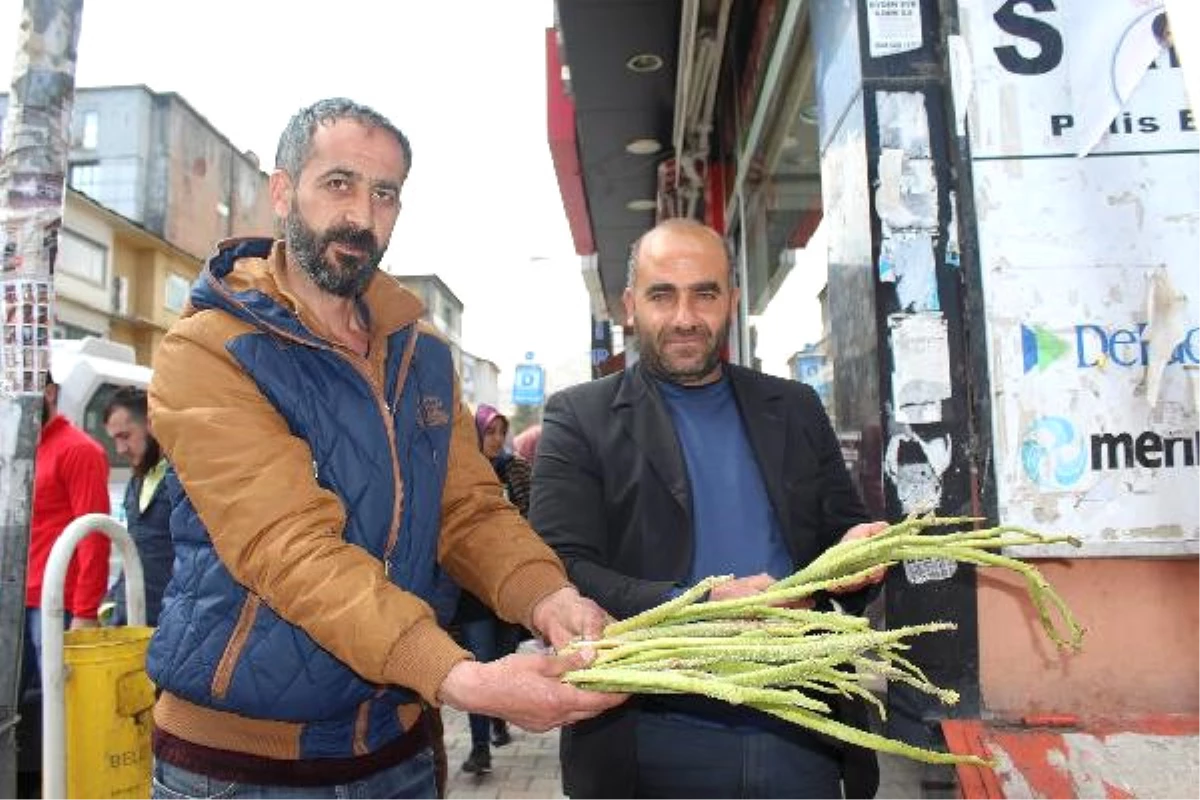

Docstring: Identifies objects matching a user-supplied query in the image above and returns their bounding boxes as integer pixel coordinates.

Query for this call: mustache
[660,324,711,342]
[322,224,378,256]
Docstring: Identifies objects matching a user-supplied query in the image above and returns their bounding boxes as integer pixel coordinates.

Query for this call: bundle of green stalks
[561,515,1086,767]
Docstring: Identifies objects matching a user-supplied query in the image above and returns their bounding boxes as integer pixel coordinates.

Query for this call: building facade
[58,189,201,366]
[394,273,465,373]
[1,85,273,262]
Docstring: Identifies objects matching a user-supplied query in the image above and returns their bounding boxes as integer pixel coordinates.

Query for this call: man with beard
[529,218,889,799]
[103,386,173,626]
[22,372,111,685]
[143,98,623,799]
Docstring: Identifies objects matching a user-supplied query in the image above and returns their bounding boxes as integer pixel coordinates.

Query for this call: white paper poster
[867,0,923,57]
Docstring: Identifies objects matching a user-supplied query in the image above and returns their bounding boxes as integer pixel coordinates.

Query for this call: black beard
[637,321,729,385]
[285,207,381,298]
[132,435,162,478]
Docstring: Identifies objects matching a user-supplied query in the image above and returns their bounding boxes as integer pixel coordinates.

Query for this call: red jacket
[27,415,111,618]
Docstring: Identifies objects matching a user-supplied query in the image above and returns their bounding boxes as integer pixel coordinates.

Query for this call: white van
[50,336,152,513]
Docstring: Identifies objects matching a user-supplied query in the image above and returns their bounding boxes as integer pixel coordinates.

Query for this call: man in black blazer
[530,218,888,798]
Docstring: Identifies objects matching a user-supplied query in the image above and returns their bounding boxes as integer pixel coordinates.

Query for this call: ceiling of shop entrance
[555,0,681,320]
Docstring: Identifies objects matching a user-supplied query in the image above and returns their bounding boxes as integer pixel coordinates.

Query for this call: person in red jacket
[20,372,111,694]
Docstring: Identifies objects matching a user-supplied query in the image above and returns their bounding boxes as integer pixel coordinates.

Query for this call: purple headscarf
[474,403,507,449]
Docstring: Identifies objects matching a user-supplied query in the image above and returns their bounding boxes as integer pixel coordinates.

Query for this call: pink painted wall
[979,558,1198,717]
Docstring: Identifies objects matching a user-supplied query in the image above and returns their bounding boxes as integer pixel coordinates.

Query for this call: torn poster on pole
[888,312,952,424]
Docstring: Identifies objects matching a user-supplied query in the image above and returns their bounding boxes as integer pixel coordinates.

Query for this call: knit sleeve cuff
[495,561,571,633]
[382,616,472,706]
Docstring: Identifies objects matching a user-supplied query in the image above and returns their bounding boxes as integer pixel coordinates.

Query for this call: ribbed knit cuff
[382,617,471,706]
[496,561,571,634]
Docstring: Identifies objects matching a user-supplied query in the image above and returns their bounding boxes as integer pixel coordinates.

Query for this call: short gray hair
[274,98,412,179]
[626,219,737,287]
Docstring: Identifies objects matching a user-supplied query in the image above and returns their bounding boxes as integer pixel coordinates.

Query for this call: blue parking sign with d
[512,363,545,406]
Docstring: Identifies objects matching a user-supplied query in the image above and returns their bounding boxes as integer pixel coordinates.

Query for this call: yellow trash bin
[62,626,155,799]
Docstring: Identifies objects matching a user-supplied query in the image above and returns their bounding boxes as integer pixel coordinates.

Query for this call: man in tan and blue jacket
[145,97,622,799]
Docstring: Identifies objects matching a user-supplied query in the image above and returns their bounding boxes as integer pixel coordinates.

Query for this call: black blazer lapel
[613,365,691,515]
[729,365,789,526]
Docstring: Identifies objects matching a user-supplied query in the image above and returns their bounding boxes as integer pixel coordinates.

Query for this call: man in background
[103,385,173,626]
[22,372,111,690]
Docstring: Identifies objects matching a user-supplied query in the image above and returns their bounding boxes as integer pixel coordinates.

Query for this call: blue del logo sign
[1021,323,1198,373]
[512,363,545,406]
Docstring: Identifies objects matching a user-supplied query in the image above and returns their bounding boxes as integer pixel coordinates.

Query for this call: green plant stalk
[891,544,1085,649]
[759,704,992,768]
[603,575,733,637]
[564,667,833,714]
[665,564,892,624]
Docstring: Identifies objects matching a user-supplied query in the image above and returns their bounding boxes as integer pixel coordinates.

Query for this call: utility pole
[0,1,84,795]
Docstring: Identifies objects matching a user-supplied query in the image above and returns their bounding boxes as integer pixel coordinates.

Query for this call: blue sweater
[657,376,793,586]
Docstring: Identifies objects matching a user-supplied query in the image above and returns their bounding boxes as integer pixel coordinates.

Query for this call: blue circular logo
[1021,416,1088,488]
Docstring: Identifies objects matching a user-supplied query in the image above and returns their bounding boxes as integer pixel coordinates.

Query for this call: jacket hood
[188,237,425,345]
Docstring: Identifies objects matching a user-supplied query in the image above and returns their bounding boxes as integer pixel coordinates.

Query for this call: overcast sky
[0,0,826,391]
[0,0,599,397]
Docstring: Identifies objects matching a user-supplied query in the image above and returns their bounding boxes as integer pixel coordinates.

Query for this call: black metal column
[812,0,992,750]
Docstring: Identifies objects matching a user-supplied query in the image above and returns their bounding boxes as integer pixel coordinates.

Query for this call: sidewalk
[440,706,941,799]
[442,707,563,799]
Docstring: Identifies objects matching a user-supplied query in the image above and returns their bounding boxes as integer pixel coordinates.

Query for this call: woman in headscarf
[454,404,532,775]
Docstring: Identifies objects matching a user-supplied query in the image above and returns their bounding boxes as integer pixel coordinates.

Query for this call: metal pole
[41,513,143,800]
[0,393,41,795]
[0,2,86,793]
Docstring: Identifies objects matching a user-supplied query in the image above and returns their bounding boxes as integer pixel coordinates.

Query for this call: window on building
[68,161,103,198]
[81,111,99,149]
[164,273,190,313]
[58,228,108,286]
[53,320,101,340]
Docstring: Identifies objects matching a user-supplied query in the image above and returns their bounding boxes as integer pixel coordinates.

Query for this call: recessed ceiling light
[625,53,664,73]
[625,138,662,155]
[626,198,657,212]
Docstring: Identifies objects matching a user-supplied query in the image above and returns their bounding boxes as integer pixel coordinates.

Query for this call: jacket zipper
[203,274,416,741]
[205,273,409,571]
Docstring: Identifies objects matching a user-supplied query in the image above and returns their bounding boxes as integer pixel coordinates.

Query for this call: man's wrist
[437,659,482,709]
[529,585,578,640]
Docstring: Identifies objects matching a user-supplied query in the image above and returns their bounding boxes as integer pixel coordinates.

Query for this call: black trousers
[632,710,843,799]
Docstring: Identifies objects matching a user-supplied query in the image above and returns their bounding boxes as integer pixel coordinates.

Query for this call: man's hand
[436,651,628,732]
[530,586,609,651]
[69,617,99,631]
[828,521,890,594]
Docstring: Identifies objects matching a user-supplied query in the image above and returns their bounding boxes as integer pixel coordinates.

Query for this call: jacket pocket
[211,594,260,700]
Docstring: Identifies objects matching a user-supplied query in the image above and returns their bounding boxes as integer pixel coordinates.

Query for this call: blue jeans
[458,617,521,747]
[19,608,70,698]
[150,751,438,799]
[633,710,842,798]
